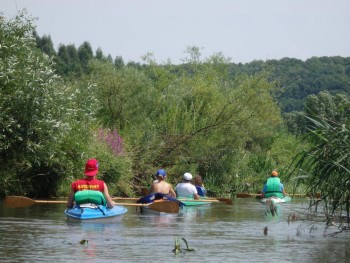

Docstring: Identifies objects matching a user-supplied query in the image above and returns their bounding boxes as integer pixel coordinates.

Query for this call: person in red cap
[261,170,287,198]
[66,158,115,208]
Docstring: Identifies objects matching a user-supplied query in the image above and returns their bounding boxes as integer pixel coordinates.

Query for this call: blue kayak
[64,204,127,221]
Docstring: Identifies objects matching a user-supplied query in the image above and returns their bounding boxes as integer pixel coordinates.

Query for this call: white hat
[183,172,193,181]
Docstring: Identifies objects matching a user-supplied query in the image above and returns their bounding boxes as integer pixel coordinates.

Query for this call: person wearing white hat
[175,172,200,199]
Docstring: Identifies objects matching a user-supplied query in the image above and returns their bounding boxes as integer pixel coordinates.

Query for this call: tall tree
[114,56,124,69]
[33,31,56,57]
[77,41,93,73]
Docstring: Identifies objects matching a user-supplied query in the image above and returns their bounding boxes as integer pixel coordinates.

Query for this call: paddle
[4,196,179,214]
[111,197,233,205]
[236,193,320,198]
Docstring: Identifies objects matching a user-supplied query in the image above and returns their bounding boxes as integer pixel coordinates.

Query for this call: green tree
[114,56,124,69]
[284,91,350,135]
[34,31,56,57]
[77,41,93,73]
[66,44,82,76]
[86,50,283,195]
[57,44,69,75]
[95,47,104,60]
[0,12,69,197]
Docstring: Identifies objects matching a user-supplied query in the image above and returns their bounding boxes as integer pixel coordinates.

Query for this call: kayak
[260,196,292,204]
[64,204,127,221]
[177,198,213,207]
[260,196,291,217]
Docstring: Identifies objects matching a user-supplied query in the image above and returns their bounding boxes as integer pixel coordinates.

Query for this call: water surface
[0,198,349,262]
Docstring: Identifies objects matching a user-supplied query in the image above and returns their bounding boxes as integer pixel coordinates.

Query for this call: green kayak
[177,198,212,206]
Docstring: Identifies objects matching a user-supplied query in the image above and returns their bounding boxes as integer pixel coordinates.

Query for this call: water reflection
[1,199,349,263]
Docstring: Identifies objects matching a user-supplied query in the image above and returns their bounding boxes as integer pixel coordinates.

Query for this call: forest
[1,12,350,219]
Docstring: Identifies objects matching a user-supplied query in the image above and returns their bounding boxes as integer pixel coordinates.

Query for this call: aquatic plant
[80,239,88,246]
[181,238,195,251]
[172,238,182,255]
[172,237,195,254]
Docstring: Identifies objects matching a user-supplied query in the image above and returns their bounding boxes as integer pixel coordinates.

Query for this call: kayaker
[148,169,176,197]
[261,170,287,198]
[193,175,207,197]
[175,173,200,200]
[66,158,115,208]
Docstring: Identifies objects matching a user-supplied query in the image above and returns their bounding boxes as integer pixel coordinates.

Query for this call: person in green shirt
[262,170,287,198]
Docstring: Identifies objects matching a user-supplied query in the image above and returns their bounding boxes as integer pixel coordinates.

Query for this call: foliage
[8,12,344,199]
[284,91,350,135]
[288,115,350,222]
[84,49,284,195]
[0,12,71,197]
[0,13,133,198]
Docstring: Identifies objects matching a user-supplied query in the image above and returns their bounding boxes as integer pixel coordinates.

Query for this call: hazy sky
[1,0,350,64]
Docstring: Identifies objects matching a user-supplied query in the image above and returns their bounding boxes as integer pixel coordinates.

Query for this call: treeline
[34,32,140,78]
[2,12,350,210]
[228,57,350,112]
[35,33,350,114]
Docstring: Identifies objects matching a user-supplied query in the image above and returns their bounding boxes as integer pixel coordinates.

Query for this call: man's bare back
[150,181,176,197]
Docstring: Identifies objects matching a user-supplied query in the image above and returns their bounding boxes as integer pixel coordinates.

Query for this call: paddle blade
[148,201,179,213]
[5,196,36,208]
[216,198,233,205]
[236,193,262,198]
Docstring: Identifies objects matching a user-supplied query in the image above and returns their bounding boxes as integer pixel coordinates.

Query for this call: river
[0,198,349,263]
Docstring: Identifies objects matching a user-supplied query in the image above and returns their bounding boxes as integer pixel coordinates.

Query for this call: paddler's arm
[67,189,75,208]
[261,184,267,198]
[282,188,287,197]
[193,193,200,200]
[168,185,176,197]
[103,183,115,208]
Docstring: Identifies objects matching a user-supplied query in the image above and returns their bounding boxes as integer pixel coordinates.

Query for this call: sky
[1,0,350,64]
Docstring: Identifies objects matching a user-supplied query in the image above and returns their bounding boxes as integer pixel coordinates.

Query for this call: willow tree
[86,49,282,194]
[141,55,282,192]
[0,12,70,197]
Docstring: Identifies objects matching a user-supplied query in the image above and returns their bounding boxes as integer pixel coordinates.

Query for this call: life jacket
[74,190,107,206]
[195,186,207,197]
[137,193,165,204]
[71,178,105,192]
[264,177,284,198]
[137,193,185,208]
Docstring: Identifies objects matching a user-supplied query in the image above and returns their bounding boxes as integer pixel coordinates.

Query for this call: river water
[1,198,349,263]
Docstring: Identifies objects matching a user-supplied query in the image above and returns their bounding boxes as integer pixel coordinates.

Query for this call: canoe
[138,200,180,215]
[64,204,127,221]
[260,196,292,204]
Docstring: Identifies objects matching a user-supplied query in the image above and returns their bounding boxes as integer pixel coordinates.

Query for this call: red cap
[84,159,99,176]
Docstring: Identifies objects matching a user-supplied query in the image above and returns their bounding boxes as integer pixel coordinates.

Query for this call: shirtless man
[148,169,176,197]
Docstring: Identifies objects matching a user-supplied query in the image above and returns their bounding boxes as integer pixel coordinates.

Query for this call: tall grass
[289,115,350,225]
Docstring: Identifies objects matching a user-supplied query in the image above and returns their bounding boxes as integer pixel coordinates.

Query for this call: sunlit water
[1,198,349,263]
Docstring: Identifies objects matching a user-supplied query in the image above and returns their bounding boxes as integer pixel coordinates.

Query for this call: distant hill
[228,57,350,112]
